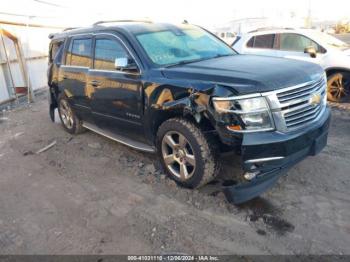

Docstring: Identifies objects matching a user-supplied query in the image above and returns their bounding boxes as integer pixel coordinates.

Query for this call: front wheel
[327,73,349,102]
[157,118,220,189]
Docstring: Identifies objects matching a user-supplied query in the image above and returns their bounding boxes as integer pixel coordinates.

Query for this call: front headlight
[212,96,274,132]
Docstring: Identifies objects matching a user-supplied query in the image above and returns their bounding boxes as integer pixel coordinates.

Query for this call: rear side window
[94,38,129,70]
[49,41,63,63]
[54,44,64,64]
[246,37,254,47]
[246,34,275,49]
[67,38,92,67]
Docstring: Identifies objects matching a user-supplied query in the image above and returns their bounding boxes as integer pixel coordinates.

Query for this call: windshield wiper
[165,57,207,68]
[165,53,235,68]
[213,53,235,58]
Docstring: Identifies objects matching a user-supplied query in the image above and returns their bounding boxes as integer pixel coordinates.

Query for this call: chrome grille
[276,77,324,104]
[267,75,327,131]
[284,97,324,128]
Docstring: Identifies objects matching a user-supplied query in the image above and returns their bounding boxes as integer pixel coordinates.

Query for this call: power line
[32,0,67,8]
[0,11,57,19]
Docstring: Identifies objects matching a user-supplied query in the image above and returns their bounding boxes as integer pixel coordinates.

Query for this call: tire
[156,118,220,188]
[58,94,85,134]
[327,73,349,102]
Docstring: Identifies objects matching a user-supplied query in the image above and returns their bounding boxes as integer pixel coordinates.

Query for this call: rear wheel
[58,95,84,134]
[327,73,349,102]
[157,118,220,188]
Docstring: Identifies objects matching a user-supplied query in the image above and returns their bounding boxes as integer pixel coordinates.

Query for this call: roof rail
[63,27,79,32]
[93,19,152,26]
[248,27,294,33]
[48,27,80,39]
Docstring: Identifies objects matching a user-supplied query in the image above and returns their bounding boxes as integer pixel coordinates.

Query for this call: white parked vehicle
[232,28,350,102]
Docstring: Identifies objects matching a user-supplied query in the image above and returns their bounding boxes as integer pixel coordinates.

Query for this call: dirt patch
[0,96,349,254]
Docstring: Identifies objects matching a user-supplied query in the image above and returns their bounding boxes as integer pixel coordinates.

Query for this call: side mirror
[304,46,317,58]
[114,57,138,72]
[114,57,129,69]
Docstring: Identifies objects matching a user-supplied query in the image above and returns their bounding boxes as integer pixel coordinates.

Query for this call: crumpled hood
[161,55,324,94]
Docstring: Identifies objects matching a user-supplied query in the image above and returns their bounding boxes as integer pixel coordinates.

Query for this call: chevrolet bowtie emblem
[309,93,321,106]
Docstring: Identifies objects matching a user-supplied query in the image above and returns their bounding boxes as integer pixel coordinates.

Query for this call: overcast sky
[2,0,350,28]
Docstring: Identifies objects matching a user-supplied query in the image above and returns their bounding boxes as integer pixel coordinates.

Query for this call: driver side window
[278,33,319,52]
[94,38,129,71]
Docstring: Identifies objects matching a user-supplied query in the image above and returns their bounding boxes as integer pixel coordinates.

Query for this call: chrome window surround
[62,32,142,74]
[213,73,327,133]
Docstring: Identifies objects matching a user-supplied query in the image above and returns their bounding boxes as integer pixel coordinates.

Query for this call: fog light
[244,171,259,180]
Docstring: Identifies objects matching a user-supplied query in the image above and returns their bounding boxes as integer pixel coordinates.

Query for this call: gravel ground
[0,93,349,255]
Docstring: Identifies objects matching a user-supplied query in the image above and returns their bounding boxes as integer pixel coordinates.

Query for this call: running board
[82,122,156,153]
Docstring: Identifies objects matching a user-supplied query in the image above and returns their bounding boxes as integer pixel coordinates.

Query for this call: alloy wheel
[327,73,349,102]
[161,131,196,181]
[59,100,74,129]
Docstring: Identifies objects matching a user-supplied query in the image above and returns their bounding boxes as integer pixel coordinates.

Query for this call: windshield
[310,31,349,49]
[135,26,236,66]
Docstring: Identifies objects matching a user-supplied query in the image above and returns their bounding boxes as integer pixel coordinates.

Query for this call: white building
[0,20,62,104]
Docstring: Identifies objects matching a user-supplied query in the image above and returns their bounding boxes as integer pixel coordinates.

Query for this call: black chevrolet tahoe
[48,20,331,203]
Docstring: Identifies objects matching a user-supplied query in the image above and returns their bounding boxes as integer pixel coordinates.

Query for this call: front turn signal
[227,125,242,131]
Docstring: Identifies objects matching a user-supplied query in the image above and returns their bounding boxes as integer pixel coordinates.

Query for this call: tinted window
[254,34,275,48]
[54,44,64,64]
[247,37,254,47]
[278,33,319,52]
[49,41,63,63]
[94,39,129,70]
[69,38,92,67]
[246,34,275,49]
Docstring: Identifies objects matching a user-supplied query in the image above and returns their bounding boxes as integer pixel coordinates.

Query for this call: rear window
[246,34,275,49]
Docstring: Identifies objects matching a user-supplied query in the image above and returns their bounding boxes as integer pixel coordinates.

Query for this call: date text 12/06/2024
[127,255,219,261]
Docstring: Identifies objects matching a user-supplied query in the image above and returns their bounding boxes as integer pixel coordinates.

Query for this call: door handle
[90,80,101,87]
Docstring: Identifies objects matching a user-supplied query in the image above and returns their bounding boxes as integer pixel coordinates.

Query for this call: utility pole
[26,15,35,103]
[306,0,312,28]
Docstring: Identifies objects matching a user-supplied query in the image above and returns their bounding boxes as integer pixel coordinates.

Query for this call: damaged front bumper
[222,106,331,204]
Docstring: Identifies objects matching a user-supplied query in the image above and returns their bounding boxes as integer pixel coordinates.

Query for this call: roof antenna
[183,20,189,24]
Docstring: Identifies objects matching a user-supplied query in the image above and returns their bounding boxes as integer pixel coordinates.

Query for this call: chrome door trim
[65,32,143,74]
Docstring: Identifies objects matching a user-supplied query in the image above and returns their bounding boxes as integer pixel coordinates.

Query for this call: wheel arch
[48,82,60,122]
[150,104,216,146]
[144,82,218,145]
[325,67,350,78]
